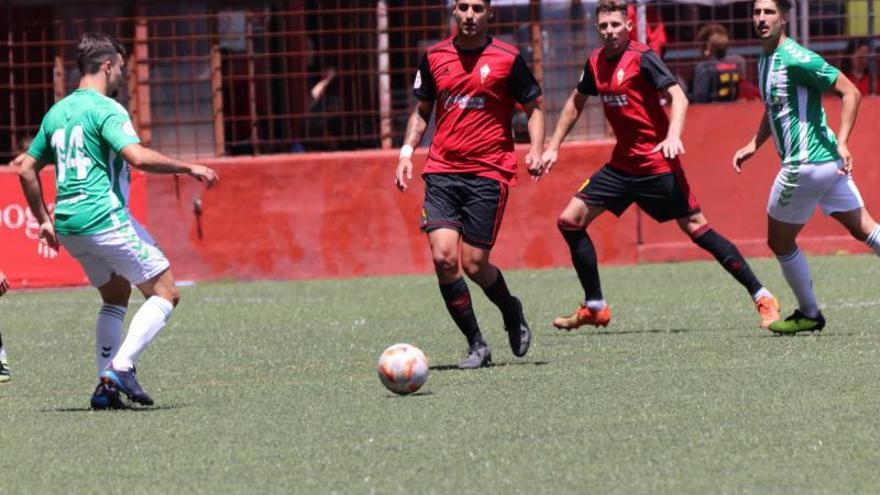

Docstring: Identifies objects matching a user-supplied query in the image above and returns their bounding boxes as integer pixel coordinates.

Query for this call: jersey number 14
[51,125,93,184]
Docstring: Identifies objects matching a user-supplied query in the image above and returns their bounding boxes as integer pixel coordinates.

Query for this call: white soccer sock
[777,248,819,318]
[585,299,607,311]
[96,304,126,377]
[751,287,773,302]
[865,225,880,256]
[111,296,174,371]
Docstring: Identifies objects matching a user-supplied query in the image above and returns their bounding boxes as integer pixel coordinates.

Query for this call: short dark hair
[759,0,792,13]
[595,0,628,17]
[76,32,125,75]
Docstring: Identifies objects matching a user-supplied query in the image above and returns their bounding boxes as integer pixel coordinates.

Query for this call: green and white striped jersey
[27,88,141,236]
[758,38,840,166]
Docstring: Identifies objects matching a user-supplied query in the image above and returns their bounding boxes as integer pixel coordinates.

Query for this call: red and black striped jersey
[413,36,542,185]
[577,40,679,176]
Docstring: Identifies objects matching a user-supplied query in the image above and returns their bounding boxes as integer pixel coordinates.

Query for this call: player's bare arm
[830,72,861,175]
[395,99,433,192]
[120,143,218,186]
[733,111,772,173]
[541,90,588,174]
[653,84,687,159]
[16,154,59,250]
[523,99,546,180]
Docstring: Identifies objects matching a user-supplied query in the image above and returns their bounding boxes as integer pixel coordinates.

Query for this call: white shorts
[60,219,170,287]
[767,159,864,224]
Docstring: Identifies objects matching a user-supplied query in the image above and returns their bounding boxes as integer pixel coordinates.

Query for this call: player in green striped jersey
[733,0,880,334]
[17,32,218,408]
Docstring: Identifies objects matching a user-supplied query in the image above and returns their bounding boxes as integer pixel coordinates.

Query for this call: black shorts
[421,173,509,249]
[575,165,701,222]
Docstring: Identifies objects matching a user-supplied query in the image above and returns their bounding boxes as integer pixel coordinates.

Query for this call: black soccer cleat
[101,367,154,406]
[458,343,492,369]
[90,382,128,410]
[505,297,532,358]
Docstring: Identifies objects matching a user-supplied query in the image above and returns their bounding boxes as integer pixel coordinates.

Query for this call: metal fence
[1,1,877,162]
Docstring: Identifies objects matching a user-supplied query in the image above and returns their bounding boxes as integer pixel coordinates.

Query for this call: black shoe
[101,367,154,406]
[505,297,532,358]
[458,343,492,369]
[90,382,128,410]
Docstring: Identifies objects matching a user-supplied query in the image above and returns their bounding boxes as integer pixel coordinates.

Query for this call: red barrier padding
[0,168,146,288]
[3,98,878,287]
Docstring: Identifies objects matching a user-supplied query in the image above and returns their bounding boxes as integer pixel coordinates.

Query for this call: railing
[1,0,876,162]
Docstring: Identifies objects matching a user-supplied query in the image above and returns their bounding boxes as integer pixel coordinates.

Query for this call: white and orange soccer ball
[377,343,429,395]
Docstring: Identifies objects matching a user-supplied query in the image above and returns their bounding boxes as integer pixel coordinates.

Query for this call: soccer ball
[377,343,429,395]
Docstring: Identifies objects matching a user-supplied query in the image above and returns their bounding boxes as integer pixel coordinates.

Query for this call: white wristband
[399,144,414,159]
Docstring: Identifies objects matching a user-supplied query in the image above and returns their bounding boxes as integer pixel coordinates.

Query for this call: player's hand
[189,165,219,188]
[38,242,58,259]
[0,271,8,297]
[837,143,853,175]
[39,221,60,251]
[525,148,544,181]
[653,137,685,160]
[395,158,413,192]
[540,148,559,177]
[732,142,756,174]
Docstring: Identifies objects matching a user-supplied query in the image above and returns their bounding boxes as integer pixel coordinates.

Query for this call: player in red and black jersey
[540,0,780,331]
[395,0,545,369]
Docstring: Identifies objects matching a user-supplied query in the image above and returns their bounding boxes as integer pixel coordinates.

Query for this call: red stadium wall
[3,99,878,287]
[0,170,146,288]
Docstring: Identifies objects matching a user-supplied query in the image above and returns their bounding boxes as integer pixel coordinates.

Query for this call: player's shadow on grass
[548,328,693,337]
[752,332,852,338]
[42,404,185,413]
[430,360,549,372]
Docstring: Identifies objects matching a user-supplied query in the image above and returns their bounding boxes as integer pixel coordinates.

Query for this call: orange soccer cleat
[552,304,612,330]
[755,294,781,329]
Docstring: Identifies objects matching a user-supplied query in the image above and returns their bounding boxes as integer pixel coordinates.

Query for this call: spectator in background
[627,3,666,56]
[841,38,875,95]
[291,37,339,153]
[691,23,746,103]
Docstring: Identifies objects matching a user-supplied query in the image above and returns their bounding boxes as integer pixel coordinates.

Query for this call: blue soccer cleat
[101,367,154,406]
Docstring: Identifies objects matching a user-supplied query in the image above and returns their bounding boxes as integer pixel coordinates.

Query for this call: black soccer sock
[481,269,519,325]
[439,278,485,348]
[691,226,763,296]
[558,220,604,302]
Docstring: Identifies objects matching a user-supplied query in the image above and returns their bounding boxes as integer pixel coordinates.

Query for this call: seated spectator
[691,24,746,103]
[841,38,875,95]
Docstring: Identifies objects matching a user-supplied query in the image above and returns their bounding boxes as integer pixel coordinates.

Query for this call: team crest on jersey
[769,94,784,112]
[414,70,422,89]
[616,68,625,85]
[480,63,491,84]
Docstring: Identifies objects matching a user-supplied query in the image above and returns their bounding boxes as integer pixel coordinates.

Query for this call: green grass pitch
[2,255,880,494]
